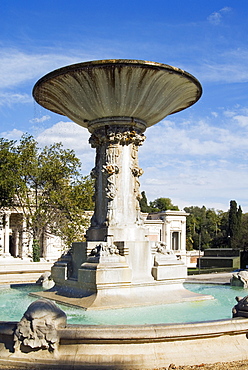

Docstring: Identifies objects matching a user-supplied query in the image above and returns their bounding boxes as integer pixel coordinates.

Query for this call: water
[0,283,246,325]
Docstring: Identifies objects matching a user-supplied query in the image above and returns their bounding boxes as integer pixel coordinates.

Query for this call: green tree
[184,206,225,250]
[139,191,152,212]
[0,138,18,208]
[210,210,229,248]
[227,200,242,248]
[149,197,179,212]
[49,175,94,247]
[0,134,94,259]
[239,213,248,251]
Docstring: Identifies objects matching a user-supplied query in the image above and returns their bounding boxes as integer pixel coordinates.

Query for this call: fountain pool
[0,283,243,325]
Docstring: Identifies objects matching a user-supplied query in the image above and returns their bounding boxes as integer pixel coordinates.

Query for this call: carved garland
[89,126,146,148]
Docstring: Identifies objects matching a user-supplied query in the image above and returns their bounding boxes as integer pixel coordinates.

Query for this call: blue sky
[1,0,248,212]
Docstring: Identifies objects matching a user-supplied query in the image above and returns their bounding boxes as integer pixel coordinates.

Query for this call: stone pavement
[0,258,53,284]
[185,272,233,285]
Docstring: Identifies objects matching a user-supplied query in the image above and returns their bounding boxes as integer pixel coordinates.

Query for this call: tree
[139,191,152,212]
[210,210,229,248]
[149,197,179,212]
[184,206,225,250]
[0,134,94,259]
[49,175,94,247]
[227,200,242,249]
[0,138,18,208]
[238,213,248,251]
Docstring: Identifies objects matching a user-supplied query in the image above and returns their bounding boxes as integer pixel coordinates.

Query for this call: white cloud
[0,49,91,89]
[0,128,24,140]
[207,7,232,25]
[196,60,248,83]
[138,108,248,212]
[29,115,50,124]
[140,118,244,160]
[36,121,95,173]
[184,47,248,84]
[207,12,222,25]
[0,92,32,106]
[233,115,248,127]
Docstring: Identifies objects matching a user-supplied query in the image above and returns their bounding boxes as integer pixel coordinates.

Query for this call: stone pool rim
[1,317,248,368]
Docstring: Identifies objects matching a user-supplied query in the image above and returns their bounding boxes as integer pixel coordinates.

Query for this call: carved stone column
[86,121,147,243]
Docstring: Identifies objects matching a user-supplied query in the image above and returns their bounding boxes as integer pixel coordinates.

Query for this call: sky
[1,0,248,212]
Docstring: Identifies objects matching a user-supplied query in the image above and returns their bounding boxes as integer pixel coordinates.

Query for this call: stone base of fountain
[32,281,212,310]
[31,241,212,309]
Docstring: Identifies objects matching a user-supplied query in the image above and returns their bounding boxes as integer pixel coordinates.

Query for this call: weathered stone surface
[230,270,248,288]
[33,59,202,129]
[36,271,55,290]
[232,295,248,317]
[14,299,67,352]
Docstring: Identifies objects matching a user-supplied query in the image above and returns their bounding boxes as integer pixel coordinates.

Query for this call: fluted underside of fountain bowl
[33,59,202,130]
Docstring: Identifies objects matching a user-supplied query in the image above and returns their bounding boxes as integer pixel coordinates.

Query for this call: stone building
[0,209,65,261]
[144,210,188,264]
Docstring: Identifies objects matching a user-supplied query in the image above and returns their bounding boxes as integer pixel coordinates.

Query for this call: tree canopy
[184,201,245,251]
[139,191,179,212]
[0,134,94,259]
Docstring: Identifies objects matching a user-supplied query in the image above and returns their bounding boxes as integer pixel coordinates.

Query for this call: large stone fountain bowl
[33,59,202,132]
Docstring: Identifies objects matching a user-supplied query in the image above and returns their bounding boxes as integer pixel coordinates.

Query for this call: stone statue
[14,299,67,352]
[155,242,177,260]
[230,270,248,288]
[232,295,248,318]
[36,271,55,290]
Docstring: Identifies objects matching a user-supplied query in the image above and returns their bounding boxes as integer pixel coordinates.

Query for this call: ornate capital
[89,126,146,148]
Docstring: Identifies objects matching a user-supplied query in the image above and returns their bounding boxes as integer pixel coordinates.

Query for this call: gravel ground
[163,360,248,369]
[1,362,248,370]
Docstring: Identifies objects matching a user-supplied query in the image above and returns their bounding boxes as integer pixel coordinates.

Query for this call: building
[144,210,188,264]
[0,209,66,261]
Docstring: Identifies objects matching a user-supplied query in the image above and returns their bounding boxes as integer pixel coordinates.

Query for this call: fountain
[1,60,248,369]
[30,59,205,309]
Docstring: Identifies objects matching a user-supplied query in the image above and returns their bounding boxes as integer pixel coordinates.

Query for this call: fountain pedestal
[32,59,204,309]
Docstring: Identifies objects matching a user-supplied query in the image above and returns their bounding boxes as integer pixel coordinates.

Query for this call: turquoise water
[0,283,245,325]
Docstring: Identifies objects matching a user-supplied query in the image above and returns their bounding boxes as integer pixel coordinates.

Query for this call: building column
[180,220,187,253]
[3,212,11,256]
[0,213,4,255]
[165,221,171,250]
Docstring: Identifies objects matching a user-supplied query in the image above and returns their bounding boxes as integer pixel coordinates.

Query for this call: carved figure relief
[131,144,144,224]
[88,243,120,262]
[103,144,119,200]
[14,299,67,353]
